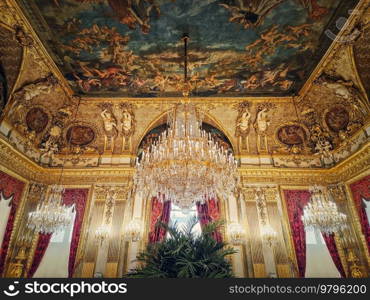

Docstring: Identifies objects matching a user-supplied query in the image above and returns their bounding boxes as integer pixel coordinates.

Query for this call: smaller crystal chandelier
[95,224,110,246]
[227,222,246,245]
[302,185,347,234]
[124,219,143,242]
[27,185,71,234]
[261,224,277,247]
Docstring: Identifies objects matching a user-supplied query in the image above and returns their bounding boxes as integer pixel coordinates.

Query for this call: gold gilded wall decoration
[38,102,74,162]
[254,103,276,154]
[98,103,118,153]
[235,101,252,153]
[119,102,135,153]
[274,122,309,155]
[8,75,57,127]
[319,75,369,120]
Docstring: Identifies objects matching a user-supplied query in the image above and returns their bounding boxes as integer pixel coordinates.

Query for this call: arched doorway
[137,122,232,243]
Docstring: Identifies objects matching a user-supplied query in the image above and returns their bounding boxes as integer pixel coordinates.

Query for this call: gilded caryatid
[120,102,135,152]
[99,104,118,152]
[254,103,275,153]
[235,101,251,152]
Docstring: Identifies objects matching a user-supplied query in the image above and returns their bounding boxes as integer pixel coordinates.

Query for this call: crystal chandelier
[134,35,239,209]
[302,185,347,234]
[227,222,246,245]
[124,218,143,242]
[27,185,72,234]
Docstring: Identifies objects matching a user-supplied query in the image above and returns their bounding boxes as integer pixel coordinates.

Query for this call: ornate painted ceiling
[17,0,359,98]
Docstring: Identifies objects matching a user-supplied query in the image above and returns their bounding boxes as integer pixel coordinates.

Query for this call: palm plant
[127,217,236,278]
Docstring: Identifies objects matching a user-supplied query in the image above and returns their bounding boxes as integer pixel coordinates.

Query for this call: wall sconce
[124,219,143,242]
[227,222,246,245]
[261,224,277,247]
[95,224,110,246]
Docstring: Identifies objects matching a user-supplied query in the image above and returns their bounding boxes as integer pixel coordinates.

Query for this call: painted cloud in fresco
[20,0,357,97]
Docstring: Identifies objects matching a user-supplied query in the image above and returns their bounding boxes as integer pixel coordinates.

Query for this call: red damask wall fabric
[62,188,89,278]
[350,176,370,253]
[284,190,311,278]
[196,198,222,243]
[0,171,25,276]
[148,197,171,243]
[148,197,163,243]
[284,189,346,278]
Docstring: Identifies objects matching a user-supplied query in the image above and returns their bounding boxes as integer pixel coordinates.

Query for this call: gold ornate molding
[299,0,370,99]
[1,130,369,186]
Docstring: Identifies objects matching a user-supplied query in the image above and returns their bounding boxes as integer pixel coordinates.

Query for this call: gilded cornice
[0,135,44,182]
[1,131,368,186]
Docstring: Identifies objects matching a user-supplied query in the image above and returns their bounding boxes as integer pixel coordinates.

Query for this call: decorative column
[226,193,245,277]
[329,183,368,277]
[125,190,145,273]
[93,186,118,276]
[255,187,277,277]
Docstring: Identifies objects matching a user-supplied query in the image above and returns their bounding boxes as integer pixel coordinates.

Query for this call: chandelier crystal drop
[27,185,72,234]
[302,185,347,234]
[134,102,239,209]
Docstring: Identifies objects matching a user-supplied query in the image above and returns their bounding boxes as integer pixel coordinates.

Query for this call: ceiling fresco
[18,0,358,97]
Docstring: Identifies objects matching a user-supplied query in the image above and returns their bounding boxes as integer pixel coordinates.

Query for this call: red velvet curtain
[62,188,89,278]
[350,176,370,253]
[27,233,52,278]
[148,197,171,243]
[27,188,88,278]
[284,189,347,278]
[322,233,346,278]
[284,190,311,278]
[0,171,25,276]
[196,198,222,243]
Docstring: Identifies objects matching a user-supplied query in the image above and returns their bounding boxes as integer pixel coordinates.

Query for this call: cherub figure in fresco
[297,0,329,20]
[107,0,160,34]
[220,0,328,30]
[72,73,101,92]
[242,74,259,90]
[220,0,285,29]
